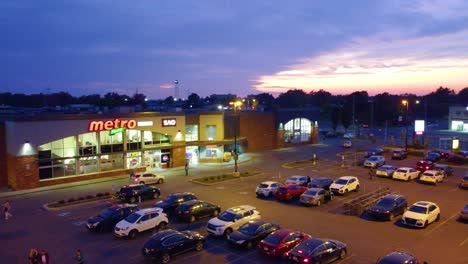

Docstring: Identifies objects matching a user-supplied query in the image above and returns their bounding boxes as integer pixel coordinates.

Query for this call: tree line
[0,86,466,127]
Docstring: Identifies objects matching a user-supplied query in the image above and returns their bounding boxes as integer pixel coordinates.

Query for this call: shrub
[96,193,103,197]
[209,176,215,181]
[58,200,66,204]
[222,175,227,179]
[216,176,221,180]
[67,198,76,203]
[85,195,94,199]
[77,197,85,201]
[103,192,110,196]
[203,178,208,182]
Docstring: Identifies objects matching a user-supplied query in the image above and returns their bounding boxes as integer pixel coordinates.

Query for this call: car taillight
[303,258,309,263]
[285,252,289,256]
[184,211,190,214]
[134,178,138,182]
[149,248,160,252]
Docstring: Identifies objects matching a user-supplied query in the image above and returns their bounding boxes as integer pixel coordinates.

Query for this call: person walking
[3,200,12,220]
[75,249,84,264]
[369,167,375,180]
[184,162,189,176]
[39,249,50,264]
[28,248,39,264]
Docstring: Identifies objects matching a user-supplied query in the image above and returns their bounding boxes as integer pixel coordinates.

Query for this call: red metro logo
[88,119,137,132]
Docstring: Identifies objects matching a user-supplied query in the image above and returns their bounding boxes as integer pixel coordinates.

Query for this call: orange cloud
[160,83,175,89]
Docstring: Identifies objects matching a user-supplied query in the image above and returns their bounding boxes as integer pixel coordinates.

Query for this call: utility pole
[352,95,356,136]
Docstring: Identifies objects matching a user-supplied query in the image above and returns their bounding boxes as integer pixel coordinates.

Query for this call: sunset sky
[1,0,468,99]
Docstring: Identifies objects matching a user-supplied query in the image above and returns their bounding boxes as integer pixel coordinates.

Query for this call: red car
[415,160,434,173]
[258,229,311,258]
[274,185,308,201]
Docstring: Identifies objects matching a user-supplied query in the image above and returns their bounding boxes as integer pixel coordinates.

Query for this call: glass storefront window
[127,130,141,142]
[38,136,77,158]
[78,156,98,174]
[185,125,199,142]
[100,154,124,172]
[284,118,311,143]
[143,131,171,145]
[126,152,142,169]
[79,132,98,155]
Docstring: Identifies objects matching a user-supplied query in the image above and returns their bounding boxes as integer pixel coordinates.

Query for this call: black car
[227,219,280,249]
[117,184,161,203]
[288,238,347,263]
[308,178,334,189]
[366,148,384,157]
[142,229,205,263]
[153,192,197,213]
[368,194,408,221]
[377,251,421,264]
[86,204,139,232]
[175,200,221,223]
[424,152,441,162]
[428,149,450,159]
[391,150,408,160]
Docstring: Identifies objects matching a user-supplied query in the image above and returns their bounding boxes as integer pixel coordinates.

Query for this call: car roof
[422,170,439,174]
[289,175,307,179]
[109,204,137,210]
[242,219,266,227]
[380,252,415,262]
[168,192,195,197]
[135,207,164,214]
[413,201,435,207]
[434,164,449,168]
[397,167,413,170]
[180,200,202,206]
[378,165,394,169]
[261,181,279,185]
[149,229,180,241]
[306,187,325,192]
[382,194,404,201]
[227,205,256,213]
[311,177,333,181]
[338,176,357,180]
[270,229,294,238]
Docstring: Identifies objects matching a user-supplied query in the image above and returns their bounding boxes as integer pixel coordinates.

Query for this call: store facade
[0,110,320,190]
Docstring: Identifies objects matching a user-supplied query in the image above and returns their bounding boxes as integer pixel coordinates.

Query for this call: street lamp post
[229,101,242,173]
[402,100,409,151]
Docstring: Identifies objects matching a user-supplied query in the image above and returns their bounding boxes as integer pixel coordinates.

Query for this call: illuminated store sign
[88,119,137,132]
[162,118,177,127]
[109,127,125,136]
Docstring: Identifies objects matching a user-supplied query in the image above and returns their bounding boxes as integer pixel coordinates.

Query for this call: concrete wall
[199,114,224,141]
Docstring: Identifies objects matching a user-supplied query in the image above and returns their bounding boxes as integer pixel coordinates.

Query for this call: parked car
[141,229,204,263]
[424,152,441,163]
[288,238,347,263]
[428,149,450,159]
[285,175,311,186]
[117,184,161,204]
[274,185,308,201]
[308,178,334,189]
[330,176,360,195]
[433,164,453,176]
[460,175,468,189]
[153,192,197,213]
[258,229,311,258]
[299,188,333,207]
[376,165,397,178]
[86,204,139,232]
[255,181,283,198]
[227,220,280,249]
[392,167,420,181]
[391,149,408,160]
[377,251,422,264]
[206,205,261,236]
[401,201,440,228]
[175,200,221,223]
[364,155,385,168]
[459,204,468,221]
[343,132,355,139]
[415,160,434,173]
[114,207,168,239]
[325,131,338,138]
[130,172,165,185]
[419,170,445,185]
[368,194,408,221]
[342,140,352,148]
[447,153,468,165]
[365,148,384,157]
[457,150,468,158]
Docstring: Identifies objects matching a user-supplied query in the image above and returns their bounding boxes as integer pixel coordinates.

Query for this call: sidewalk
[0,153,254,199]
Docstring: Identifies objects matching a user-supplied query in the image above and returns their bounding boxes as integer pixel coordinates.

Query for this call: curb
[42,195,114,211]
[189,173,263,186]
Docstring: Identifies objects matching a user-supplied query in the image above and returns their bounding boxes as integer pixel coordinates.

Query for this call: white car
[419,170,446,185]
[285,175,310,186]
[131,172,165,185]
[364,155,385,168]
[392,167,420,181]
[342,140,352,148]
[343,133,355,139]
[255,181,283,198]
[206,205,261,236]
[329,176,360,195]
[375,165,397,178]
[402,201,440,228]
[114,208,168,239]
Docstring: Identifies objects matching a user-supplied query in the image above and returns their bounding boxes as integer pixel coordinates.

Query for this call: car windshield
[409,205,427,214]
[258,184,269,188]
[377,199,395,207]
[378,166,391,170]
[368,157,378,161]
[99,208,116,219]
[125,213,141,223]
[396,169,408,173]
[304,190,317,196]
[119,187,134,193]
[239,223,258,235]
[335,179,348,185]
[289,177,298,181]
[422,172,435,176]
[311,179,329,185]
[297,239,322,255]
[177,204,191,211]
[163,194,180,204]
[263,234,282,245]
[217,211,237,222]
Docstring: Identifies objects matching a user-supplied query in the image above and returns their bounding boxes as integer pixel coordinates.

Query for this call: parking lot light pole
[402,100,409,151]
[229,100,242,173]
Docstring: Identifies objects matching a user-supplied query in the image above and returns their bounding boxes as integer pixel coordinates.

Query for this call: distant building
[449,106,468,132]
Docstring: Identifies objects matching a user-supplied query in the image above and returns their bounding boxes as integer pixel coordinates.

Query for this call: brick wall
[0,123,7,187]
[239,113,277,151]
[7,154,40,190]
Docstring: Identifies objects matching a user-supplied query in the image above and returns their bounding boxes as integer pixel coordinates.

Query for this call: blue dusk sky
[1,0,468,99]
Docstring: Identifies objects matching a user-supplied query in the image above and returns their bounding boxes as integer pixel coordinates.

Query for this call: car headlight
[236,240,245,244]
[121,226,130,230]
[92,222,100,227]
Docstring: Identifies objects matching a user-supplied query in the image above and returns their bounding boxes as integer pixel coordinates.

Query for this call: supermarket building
[0,109,320,190]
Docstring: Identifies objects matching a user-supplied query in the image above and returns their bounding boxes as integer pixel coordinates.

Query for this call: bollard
[313,153,317,165]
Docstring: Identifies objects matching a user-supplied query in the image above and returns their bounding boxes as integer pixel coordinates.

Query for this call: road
[0,143,467,264]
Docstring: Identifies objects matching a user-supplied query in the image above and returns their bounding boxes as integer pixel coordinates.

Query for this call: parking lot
[1,144,467,263]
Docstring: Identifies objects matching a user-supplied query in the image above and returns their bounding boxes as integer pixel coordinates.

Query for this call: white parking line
[57,212,71,217]
[423,213,459,237]
[460,237,468,247]
[239,192,249,195]
[73,220,87,226]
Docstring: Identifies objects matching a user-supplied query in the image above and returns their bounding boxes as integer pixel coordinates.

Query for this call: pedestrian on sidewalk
[40,249,50,264]
[75,249,84,264]
[3,200,12,220]
[28,248,39,264]
[369,167,375,180]
[184,162,189,176]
